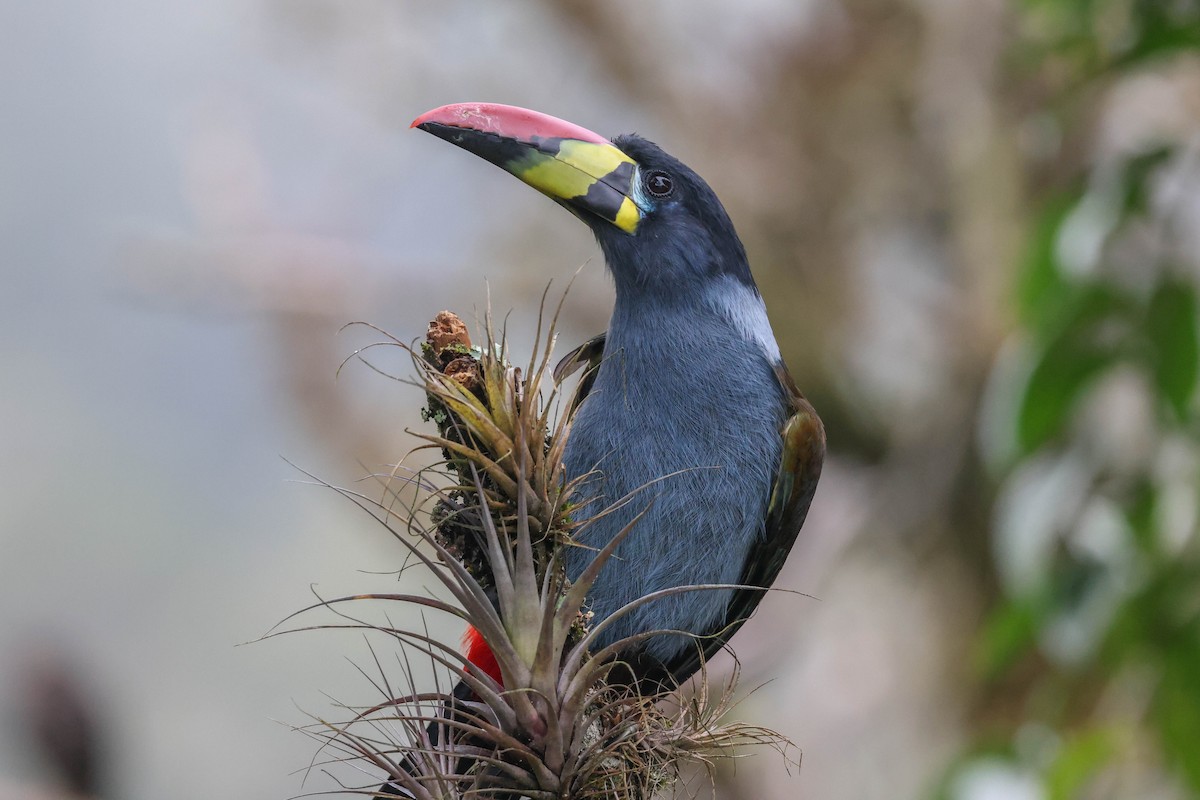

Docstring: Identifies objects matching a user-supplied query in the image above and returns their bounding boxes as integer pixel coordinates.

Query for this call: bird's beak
[412,103,643,234]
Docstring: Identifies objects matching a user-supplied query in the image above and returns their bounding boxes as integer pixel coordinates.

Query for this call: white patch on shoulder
[706,276,782,362]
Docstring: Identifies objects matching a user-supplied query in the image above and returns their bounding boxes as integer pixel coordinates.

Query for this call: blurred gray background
[4,2,1199,799]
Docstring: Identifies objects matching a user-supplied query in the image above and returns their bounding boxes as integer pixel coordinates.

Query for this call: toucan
[393,102,824,788]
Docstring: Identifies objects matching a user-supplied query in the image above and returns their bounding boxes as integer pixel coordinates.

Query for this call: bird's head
[412,103,753,297]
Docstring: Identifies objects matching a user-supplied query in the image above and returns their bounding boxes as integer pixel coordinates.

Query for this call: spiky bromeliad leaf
[278,298,794,799]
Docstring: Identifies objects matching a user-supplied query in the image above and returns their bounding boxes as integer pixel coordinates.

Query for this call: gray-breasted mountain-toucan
[399,101,823,779]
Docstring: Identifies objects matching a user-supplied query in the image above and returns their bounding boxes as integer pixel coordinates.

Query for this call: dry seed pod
[426,309,472,353]
[443,356,483,394]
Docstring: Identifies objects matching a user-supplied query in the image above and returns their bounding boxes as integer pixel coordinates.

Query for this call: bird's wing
[553,332,606,407]
[751,364,826,594]
[660,362,825,687]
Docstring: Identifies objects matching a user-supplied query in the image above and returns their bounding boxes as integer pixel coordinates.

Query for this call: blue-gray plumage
[562,136,788,672]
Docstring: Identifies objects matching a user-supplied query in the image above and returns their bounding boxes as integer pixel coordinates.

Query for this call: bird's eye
[644,170,674,198]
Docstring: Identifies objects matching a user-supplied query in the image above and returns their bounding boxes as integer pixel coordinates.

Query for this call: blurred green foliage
[1021,0,1200,77]
[942,1,1200,797]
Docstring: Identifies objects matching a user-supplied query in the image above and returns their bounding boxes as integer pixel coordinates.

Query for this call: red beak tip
[409,102,609,145]
[410,109,436,129]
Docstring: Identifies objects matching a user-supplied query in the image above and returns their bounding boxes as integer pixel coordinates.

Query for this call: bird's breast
[561,307,786,662]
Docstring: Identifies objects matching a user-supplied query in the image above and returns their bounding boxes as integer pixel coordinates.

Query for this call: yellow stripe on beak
[510,140,642,233]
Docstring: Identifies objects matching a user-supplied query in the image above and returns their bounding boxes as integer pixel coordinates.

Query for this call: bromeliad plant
[282,298,791,798]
